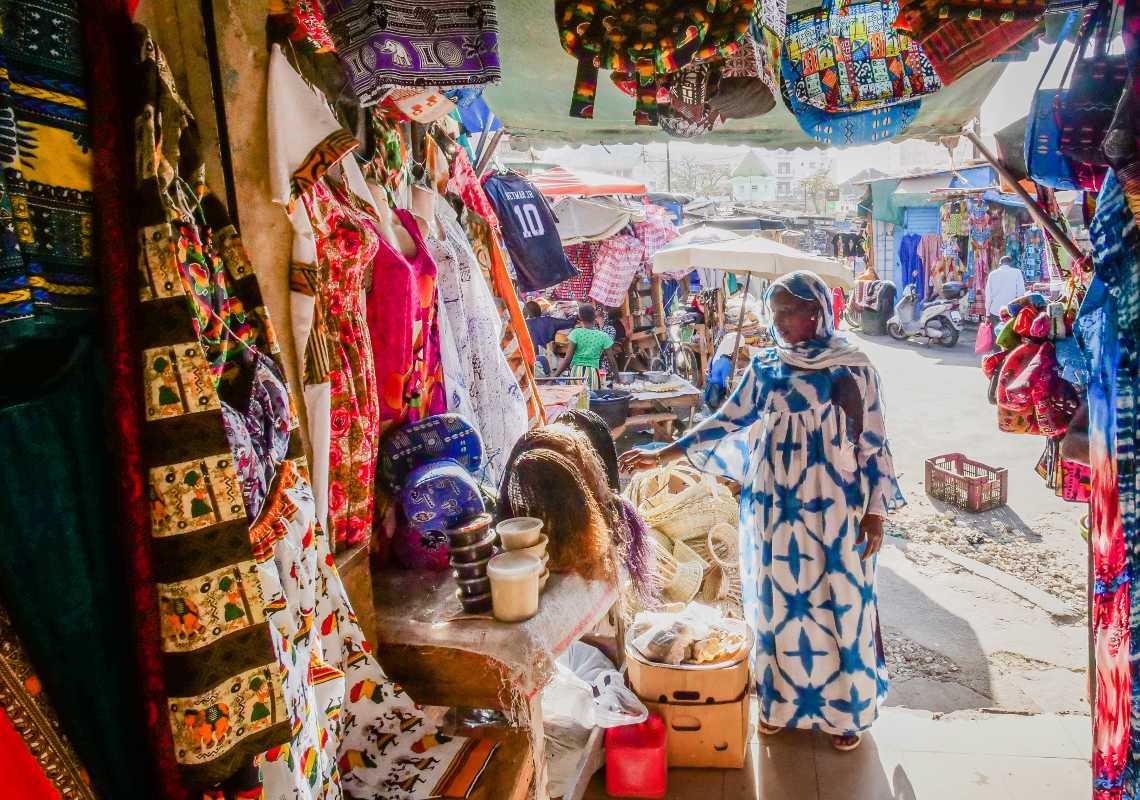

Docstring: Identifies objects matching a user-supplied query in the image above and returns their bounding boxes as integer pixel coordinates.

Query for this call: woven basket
[650,537,703,605]
[625,463,739,544]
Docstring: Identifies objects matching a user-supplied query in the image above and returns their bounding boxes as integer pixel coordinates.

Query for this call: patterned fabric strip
[0,604,97,800]
[323,0,501,105]
[135,27,298,788]
[0,0,98,343]
[85,2,188,797]
[287,128,359,213]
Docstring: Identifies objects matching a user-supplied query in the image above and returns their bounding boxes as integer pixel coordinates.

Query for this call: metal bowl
[617,371,638,384]
[455,588,493,614]
[643,371,671,384]
[449,529,498,564]
[452,555,492,581]
[456,576,492,597]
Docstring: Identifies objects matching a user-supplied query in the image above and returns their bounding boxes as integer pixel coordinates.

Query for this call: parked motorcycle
[886,282,964,347]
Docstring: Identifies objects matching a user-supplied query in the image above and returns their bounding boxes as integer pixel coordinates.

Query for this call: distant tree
[802,169,838,215]
[671,155,733,197]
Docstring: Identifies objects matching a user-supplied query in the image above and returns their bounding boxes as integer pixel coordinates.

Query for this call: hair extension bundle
[555,408,620,492]
[506,448,615,581]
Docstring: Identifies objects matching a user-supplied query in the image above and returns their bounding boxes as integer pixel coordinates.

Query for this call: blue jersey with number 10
[482,172,579,293]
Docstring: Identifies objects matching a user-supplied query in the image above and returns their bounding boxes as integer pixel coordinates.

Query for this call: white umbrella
[652,234,853,289]
[658,225,743,250]
[654,225,743,285]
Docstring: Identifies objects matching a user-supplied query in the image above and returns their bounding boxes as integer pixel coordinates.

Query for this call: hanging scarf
[763,270,870,370]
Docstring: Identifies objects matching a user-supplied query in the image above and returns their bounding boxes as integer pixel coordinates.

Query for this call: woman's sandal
[831,733,862,752]
[758,722,782,736]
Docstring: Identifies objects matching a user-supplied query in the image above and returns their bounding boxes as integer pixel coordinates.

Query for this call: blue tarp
[983,189,1027,208]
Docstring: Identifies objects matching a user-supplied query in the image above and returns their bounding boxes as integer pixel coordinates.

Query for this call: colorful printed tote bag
[784,0,942,112]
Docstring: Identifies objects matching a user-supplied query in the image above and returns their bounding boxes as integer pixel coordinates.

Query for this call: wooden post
[730,272,753,377]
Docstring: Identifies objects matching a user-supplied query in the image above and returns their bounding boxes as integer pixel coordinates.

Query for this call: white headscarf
[764,270,870,370]
[714,331,744,362]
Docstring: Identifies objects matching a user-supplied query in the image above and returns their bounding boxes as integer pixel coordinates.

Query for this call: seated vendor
[704,331,749,409]
[601,307,627,375]
[555,304,617,389]
[525,300,576,376]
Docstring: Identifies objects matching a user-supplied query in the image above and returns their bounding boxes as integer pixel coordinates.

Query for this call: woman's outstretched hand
[618,448,662,473]
[856,514,884,560]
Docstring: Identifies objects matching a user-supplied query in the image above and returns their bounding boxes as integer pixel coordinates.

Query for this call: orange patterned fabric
[464,211,545,427]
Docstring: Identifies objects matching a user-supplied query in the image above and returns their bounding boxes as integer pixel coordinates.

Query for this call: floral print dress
[301,178,383,550]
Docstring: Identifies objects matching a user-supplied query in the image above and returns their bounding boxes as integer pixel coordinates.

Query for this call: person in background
[524,300,576,376]
[555,303,617,389]
[703,331,747,410]
[832,286,847,330]
[601,307,627,375]
[984,255,1027,326]
[620,270,904,753]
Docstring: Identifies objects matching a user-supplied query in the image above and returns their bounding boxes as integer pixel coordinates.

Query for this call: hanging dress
[268,45,387,550]
[671,353,904,735]
[425,204,528,484]
[299,178,383,550]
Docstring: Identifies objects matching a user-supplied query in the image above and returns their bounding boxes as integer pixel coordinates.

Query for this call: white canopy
[652,234,854,289]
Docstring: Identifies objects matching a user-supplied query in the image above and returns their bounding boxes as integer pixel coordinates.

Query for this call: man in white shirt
[984,255,1027,324]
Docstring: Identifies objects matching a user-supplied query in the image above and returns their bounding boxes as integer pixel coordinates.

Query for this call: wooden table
[536,379,589,420]
[611,379,701,440]
[372,568,620,800]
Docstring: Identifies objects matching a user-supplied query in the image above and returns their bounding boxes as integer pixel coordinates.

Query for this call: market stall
[4,1,1138,799]
[862,167,1067,321]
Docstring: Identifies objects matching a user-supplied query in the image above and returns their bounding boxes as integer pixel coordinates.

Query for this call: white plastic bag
[592,670,648,729]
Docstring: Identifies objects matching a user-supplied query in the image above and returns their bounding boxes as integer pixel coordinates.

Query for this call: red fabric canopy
[529,166,647,197]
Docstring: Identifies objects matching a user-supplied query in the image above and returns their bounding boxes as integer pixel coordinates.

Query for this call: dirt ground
[854,327,1088,717]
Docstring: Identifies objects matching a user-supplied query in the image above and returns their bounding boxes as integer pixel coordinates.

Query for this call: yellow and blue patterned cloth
[0,0,97,345]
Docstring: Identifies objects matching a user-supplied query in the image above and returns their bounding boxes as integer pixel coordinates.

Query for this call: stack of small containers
[447,514,497,613]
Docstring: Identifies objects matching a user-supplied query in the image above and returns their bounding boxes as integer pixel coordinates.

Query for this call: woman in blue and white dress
[621,270,905,751]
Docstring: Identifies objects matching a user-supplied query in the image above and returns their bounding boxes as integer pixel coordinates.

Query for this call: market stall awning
[652,234,853,289]
[530,165,647,197]
[483,0,1008,149]
[551,197,637,244]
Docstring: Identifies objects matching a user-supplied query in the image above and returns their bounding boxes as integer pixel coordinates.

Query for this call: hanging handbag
[1060,458,1091,502]
[783,0,942,113]
[779,51,921,145]
[707,25,780,119]
[894,0,1044,86]
[975,320,995,354]
[997,406,1041,434]
[1024,12,1081,190]
[1054,0,1129,192]
[555,0,761,125]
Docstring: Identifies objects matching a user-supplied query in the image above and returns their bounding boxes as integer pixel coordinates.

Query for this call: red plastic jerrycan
[604,713,668,798]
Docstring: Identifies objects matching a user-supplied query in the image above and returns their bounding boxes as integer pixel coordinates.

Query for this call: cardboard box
[644,694,750,769]
[626,646,750,705]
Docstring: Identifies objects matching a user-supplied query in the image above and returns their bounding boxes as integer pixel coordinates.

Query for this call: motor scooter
[886,282,964,347]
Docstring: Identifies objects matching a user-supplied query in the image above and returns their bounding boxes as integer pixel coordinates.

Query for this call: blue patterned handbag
[1025,88,1077,190]
[1023,13,1080,190]
[780,53,920,146]
[380,413,484,487]
[400,459,486,532]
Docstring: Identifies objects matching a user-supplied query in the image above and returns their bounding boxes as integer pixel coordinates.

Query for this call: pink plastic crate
[924,452,1008,513]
